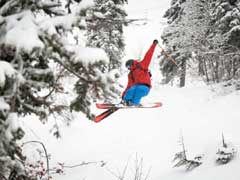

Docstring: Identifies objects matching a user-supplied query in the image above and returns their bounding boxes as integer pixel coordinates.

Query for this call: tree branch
[22,141,50,178]
[44,35,92,83]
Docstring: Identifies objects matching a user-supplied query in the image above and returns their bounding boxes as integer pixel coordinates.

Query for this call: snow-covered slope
[21,83,240,180]
[21,1,240,180]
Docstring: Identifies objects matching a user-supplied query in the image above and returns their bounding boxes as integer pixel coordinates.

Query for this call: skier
[121,39,159,106]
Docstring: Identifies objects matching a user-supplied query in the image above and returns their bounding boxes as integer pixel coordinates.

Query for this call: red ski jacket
[122,43,157,97]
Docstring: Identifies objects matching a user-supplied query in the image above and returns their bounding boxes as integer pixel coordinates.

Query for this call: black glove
[153,39,158,44]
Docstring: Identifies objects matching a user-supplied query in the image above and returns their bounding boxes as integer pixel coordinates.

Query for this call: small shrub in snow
[216,146,236,164]
[23,140,106,179]
[173,152,203,171]
[173,133,203,171]
[107,154,151,180]
[216,134,237,164]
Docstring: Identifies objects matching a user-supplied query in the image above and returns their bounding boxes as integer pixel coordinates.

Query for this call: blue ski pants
[123,84,150,105]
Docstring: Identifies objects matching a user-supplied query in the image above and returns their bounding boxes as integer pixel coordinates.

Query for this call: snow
[3,11,44,52]
[21,83,240,180]
[66,46,109,65]
[39,14,77,36]
[5,113,19,140]
[76,0,94,10]
[0,97,10,111]
[18,1,240,180]
[93,12,106,19]
[71,0,94,15]
[123,0,169,76]
[229,25,240,34]
[0,61,19,87]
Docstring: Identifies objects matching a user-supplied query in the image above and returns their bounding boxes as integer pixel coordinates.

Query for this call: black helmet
[125,59,134,69]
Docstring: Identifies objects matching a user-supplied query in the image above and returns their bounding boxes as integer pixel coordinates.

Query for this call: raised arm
[140,40,158,68]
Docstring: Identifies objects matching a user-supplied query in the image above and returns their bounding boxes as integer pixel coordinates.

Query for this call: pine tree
[86,0,127,71]
[205,0,240,82]
[161,0,211,87]
[0,0,123,178]
[162,0,240,85]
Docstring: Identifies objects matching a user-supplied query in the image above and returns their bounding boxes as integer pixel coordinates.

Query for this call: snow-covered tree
[204,0,240,83]
[0,0,122,178]
[161,0,211,87]
[0,61,26,179]
[86,0,127,71]
[161,0,240,86]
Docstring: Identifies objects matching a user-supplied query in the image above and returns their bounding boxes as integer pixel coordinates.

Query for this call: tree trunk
[198,55,205,76]
[203,58,209,82]
[179,58,186,87]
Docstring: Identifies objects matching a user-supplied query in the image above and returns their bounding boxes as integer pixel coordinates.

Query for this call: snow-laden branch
[0,0,19,16]
[2,10,44,52]
[0,61,23,88]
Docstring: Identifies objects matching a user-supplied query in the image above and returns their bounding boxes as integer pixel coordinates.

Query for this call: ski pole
[157,44,179,67]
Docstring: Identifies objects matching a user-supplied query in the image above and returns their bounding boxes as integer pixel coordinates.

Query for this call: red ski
[96,102,162,109]
[94,102,162,123]
[94,107,119,123]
